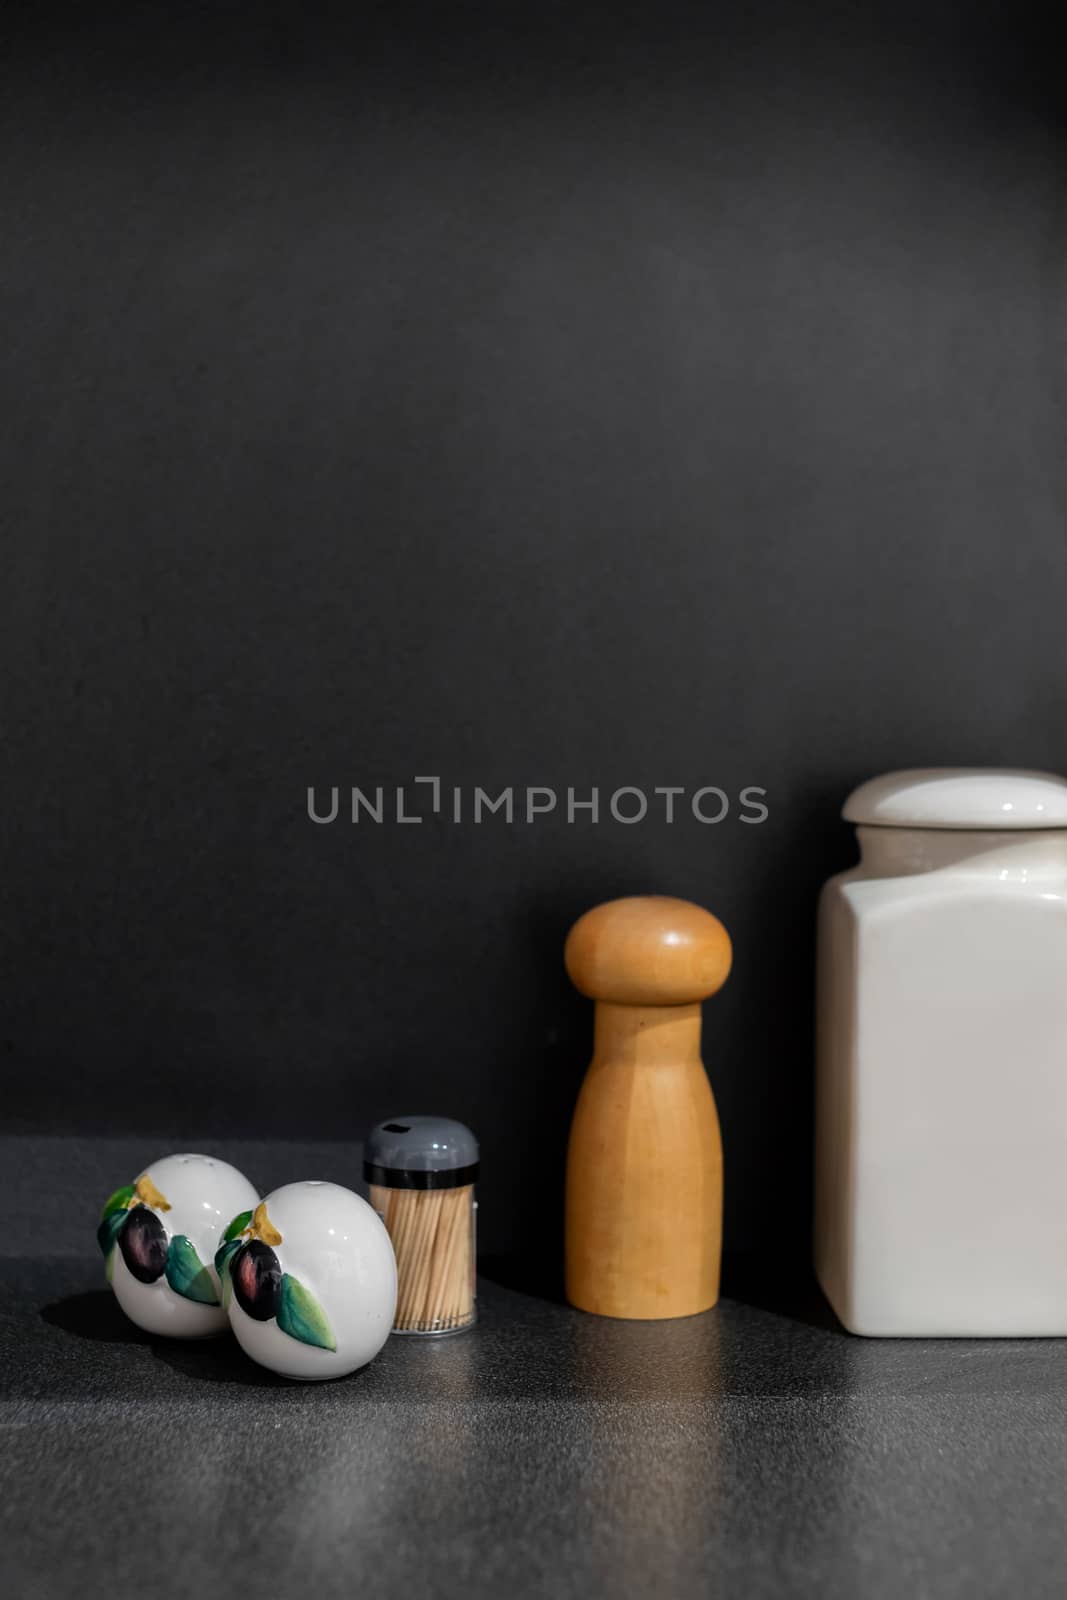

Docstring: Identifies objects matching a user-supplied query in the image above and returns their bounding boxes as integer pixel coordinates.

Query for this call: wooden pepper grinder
[564,895,732,1320]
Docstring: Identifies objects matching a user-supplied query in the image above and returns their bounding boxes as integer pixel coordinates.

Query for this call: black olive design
[119,1205,169,1284]
[232,1240,282,1321]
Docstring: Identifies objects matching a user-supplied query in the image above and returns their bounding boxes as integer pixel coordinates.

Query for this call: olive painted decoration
[232,1240,282,1321]
[215,1201,335,1352]
[118,1205,170,1284]
[98,1154,260,1340]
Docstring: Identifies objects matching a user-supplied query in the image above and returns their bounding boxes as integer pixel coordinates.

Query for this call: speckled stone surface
[4,1141,1067,1598]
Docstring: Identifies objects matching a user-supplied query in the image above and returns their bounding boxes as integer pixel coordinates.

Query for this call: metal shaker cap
[364,1116,479,1190]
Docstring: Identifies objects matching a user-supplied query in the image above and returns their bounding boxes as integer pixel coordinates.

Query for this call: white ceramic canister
[815,768,1067,1336]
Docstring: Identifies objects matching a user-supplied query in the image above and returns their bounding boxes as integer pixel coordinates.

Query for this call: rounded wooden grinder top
[563,896,732,1321]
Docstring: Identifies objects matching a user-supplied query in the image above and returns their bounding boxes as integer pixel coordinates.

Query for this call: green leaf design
[214,1236,242,1276]
[214,1236,243,1313]
[100,1184,135,1222]
[277,1273,336,1351]
[222,1210,253,1244]
[97,1209,129,1258]
[105,1245,117,1284]
[165,1236,220,1305]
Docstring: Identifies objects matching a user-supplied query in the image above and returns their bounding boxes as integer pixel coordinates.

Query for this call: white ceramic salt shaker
[218,1182,397,1380]
[815,768,1067,1336]
[98,1152,260,1338]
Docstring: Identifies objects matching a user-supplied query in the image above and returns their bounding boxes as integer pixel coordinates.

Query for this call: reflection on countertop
[4,1257,1067,1599]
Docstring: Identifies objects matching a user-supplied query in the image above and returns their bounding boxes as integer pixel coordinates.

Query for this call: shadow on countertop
[39,1287,292,1387]
[477,1246,844,1333]
[12,1252,1066,1413]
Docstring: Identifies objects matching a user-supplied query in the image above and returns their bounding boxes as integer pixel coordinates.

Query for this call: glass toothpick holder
[364,1117,478,1336]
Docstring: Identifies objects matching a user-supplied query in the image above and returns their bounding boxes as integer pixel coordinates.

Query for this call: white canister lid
[843,768,1067,830]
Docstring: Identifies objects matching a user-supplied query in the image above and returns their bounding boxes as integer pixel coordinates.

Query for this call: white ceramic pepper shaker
[218,1182,397,1380]
[815,768,1067,1337]
[98,1152,260,1338]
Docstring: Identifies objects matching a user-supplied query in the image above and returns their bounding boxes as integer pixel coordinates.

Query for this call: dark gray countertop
[4,1139,1067,1598]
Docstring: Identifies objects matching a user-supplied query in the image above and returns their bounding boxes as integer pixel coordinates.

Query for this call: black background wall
[2,2,1064,1269]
